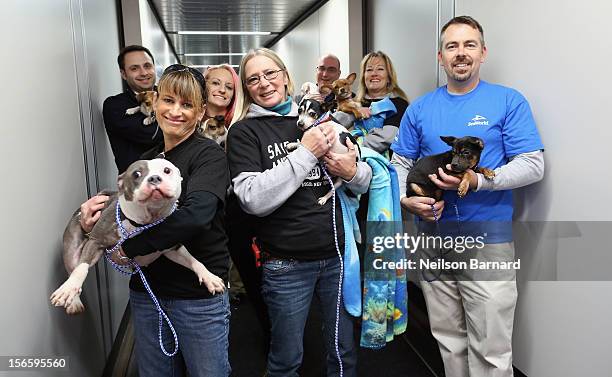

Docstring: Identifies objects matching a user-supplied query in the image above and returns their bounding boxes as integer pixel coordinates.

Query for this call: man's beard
[448,57,473,82]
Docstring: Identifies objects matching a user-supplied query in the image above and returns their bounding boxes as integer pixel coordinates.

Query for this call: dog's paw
[356,107,371,119]
[481,168,495,180]
[143,116,155,126]
[457,181,470,198]
[50,279,83,308]
[317,196,330,206]
[286,142,299,152]
[125,108,139,115]
[197,270,225,295]
[65,295,85,315]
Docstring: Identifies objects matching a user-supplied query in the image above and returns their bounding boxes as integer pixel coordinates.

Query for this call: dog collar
[118,207,145,227]
[115,200,178,241]
[303,111,333,132]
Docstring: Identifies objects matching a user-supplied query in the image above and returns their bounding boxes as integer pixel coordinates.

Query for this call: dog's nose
[450,163,460,171]
[148,175,162,185]
[297,120,304,127]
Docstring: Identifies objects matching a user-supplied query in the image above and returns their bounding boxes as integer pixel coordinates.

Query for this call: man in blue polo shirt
[391,16,544,377]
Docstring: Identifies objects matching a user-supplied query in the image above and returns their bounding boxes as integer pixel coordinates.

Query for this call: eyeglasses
[245,69,284,86]
[163,64,206,94]
[316,66,338,74]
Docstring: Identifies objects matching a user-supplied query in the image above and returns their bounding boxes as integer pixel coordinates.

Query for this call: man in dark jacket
[103,45,163,173]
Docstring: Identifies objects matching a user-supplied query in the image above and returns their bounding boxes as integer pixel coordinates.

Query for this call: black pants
[226,194,270,340]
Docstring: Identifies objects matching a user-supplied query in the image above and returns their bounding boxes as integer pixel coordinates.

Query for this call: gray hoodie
[231,102,372,217]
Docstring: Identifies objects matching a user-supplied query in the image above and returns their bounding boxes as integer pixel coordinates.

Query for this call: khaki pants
[419,242,518,377]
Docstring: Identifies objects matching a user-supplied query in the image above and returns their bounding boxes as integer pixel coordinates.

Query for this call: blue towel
[353,96,397,136]
[359,147,407,349]
[338,188,362,317]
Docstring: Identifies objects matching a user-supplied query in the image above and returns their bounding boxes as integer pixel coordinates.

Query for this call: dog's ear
[301,82,312,95]
[346,73,357,85]
[440,136,456,146]
[321,98,336,113]
[117,171,134,201]
[466,137,485,150]
[201,118,210,131]
[117,171,125,191]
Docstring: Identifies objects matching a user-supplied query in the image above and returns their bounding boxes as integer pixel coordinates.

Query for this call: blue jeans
[129,289,231,377]
[261,255,357,377]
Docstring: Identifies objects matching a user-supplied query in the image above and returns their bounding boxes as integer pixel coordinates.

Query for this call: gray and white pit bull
[50,159,225,315]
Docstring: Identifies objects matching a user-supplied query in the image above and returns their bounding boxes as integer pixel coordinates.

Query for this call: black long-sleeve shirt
[122,132,230,299]
[103,90,163,173]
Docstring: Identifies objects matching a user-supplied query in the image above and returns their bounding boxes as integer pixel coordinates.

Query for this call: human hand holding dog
[304,93,324,103]
[109,247,132,266]
[401,196,445,222]
[302,123,336,158]
[80,194,110,233]
[429,165,478,191]
[323,139,358,180]
[357,106,372,119]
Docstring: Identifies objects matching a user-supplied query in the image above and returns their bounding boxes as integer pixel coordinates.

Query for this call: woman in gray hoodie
[226,48,371,377]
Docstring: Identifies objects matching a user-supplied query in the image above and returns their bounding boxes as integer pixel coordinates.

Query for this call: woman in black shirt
[82,64,231,377]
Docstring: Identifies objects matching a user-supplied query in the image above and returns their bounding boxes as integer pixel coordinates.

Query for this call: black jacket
[103,90,163,173]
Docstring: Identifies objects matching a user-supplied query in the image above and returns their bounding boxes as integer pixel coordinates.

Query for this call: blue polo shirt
[391,80,543,242]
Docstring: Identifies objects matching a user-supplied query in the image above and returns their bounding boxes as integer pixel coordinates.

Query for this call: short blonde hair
[356,51,408,103]
[157,68,205,114]
[231,48,295,125]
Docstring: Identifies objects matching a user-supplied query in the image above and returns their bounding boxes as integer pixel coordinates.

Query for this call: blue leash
[424,201,461,283]
[320,163,344,377]
[312,112,344,377]
[103,200,179,357]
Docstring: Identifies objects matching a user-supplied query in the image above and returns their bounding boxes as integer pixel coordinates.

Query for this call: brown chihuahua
[125,90,156,125]
[321,73,365,119]
[198,115,227,148]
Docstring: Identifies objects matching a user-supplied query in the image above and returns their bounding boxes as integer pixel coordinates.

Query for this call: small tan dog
[322,73,364,119]
[125,90,156,125]
[198,115,227,148]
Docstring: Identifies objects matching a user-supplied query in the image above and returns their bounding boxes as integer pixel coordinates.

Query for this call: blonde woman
[204,64,241,127]
[356,51,409,155]
[227,48,372,377]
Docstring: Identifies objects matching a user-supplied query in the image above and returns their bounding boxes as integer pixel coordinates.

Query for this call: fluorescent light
[177,31,272,36]
[189,64,240,69]
[184,53,246,57]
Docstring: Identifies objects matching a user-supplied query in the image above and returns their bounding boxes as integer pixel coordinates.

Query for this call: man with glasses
[316,54,341,89]
[103,45,163,174]
[305,53,356,107]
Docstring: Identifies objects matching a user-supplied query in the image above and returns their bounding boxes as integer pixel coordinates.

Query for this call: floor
[232,294,436,377]
[126,294,436,376]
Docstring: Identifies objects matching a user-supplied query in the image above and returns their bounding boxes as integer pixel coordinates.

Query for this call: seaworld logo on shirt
[467,115,489,127]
